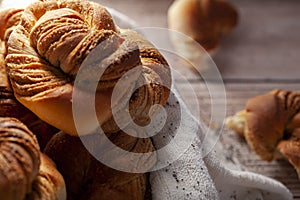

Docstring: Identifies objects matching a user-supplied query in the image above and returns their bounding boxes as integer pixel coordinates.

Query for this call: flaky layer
[245,89,300,161]
[44,131,155,200]
[5,0,171,136]
[0,117,40,200]
[28,153,66,200]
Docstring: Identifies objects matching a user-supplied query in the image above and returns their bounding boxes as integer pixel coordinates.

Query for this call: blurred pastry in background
[168,0,238,71]
[226,89,300,178]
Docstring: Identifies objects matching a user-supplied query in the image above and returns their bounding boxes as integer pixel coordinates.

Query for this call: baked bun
[29,153,67,200]
[168,0,238,61]
[226,89,300,177]
[5,0,171,136]
[0,117,66,200]
[168,0,238,53]
[277,128,300,178]
[101,29,171,133]
[226,89,300,161]
[0,8,58,149]
[0,117,40,200]
[0,8,23,44]
[44,131,155,200]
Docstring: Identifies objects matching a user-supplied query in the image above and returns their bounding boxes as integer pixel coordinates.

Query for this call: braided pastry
[226,89,300,177]
[0,117,66,200]
[44,131,155,200]
[5,0,171,136]
[0,8,23,44]
[0,8,58,149]
[0,117,40,199]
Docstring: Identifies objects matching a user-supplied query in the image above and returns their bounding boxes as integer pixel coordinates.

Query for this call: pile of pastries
[0,0,171,199]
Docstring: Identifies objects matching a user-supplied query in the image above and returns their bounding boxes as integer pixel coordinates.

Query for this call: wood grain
[214,0,300,80]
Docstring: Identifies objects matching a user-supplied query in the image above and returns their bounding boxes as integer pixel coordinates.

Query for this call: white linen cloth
[0,0,294,199]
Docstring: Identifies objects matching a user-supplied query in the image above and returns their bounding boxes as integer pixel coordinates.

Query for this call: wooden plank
[214,0,300,80]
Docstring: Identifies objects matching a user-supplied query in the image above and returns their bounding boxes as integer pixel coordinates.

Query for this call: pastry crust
[227,89,300,161]
[29,153,67,200]
[245,90,300,161]
[0,117,66,200]
[0,8,58,149]
[168,0,238,52]
[0,117,40,200]
[277,128,300,178]
[1,1,170,199]
[44,131,155,200]
[226,89,300,177]
[5,0,171,136]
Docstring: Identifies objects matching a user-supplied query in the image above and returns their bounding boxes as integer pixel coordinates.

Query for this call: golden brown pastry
[0,8,58,149]
[44,131,155,200]
[226,89,300,177]
[168,0,238,53]
[277,128,300,178]
[0,117,40,200]
[286,112,300,134]
[29,153,67,200]
[3,1,169,199]
[0,117,66,200]
[225,109,246,137]
[102,29,171,133]
[0,8,23,45]
[226,89,300,161]
[5,0,171,136]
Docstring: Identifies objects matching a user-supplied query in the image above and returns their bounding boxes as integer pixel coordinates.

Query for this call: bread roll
[5,0,171,136]
[0,117,66,200]
[28,153,66,200]
[0,8,58,149]
[102,29,171,133]
[0,8,23,44]
[44,131,155,200]
[226,89,300,178]
[0,117,40,200]
[286,112,300,134]
[168,0,238,53]
[226,89,300,161]
[277,129,300,178]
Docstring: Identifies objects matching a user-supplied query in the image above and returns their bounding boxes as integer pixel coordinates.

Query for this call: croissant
[168,0,238,53]
[5,0,171,136]
[0,117,66,200]
[226,89,300,176]
[0,8,58,149]
[44,131,155,200]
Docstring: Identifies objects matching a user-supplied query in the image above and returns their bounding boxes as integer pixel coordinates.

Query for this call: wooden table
[102,0,300,198]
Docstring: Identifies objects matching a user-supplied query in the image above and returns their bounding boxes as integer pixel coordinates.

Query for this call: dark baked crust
[44,131,156,200]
